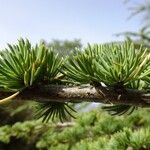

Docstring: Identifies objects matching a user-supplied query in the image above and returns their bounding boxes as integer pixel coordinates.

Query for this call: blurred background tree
[40,39,82,57]
[117,0,150,47]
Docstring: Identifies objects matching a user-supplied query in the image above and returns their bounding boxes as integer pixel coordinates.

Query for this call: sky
[0,0,144,48]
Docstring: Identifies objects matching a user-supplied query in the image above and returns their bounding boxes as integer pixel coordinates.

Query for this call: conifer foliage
[0,109,150,150]
[0,39,149,122]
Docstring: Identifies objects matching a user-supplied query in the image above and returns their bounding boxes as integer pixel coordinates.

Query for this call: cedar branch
[0,85,149,107]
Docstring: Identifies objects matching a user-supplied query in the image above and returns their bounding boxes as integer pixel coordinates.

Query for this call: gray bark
[0,84,149,107]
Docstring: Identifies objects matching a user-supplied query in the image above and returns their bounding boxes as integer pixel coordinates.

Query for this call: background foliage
[0,108,150,150]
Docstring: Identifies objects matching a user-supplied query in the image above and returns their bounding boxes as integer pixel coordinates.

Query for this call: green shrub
[0,108,150,150]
